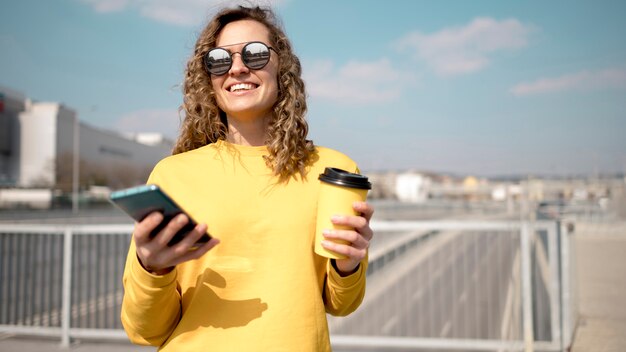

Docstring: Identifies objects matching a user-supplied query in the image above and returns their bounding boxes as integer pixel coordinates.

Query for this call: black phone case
[109,184,211,246]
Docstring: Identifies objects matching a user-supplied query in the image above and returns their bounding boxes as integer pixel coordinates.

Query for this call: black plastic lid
[318,167,371,190]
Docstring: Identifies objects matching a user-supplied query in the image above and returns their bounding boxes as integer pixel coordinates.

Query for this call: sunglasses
[203,41,276,76]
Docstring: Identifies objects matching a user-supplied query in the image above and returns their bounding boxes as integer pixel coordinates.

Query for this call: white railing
[0,220,577,351]
[0,224,134,347]
[329,220,577,352]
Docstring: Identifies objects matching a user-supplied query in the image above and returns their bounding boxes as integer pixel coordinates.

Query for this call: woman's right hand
[133,212,220,275]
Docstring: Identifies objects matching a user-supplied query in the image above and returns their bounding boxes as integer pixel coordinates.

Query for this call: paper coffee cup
[315,167,372,259]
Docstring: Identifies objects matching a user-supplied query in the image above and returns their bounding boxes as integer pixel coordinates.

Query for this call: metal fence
[329,220,577,352]
[0,220,577,351]
[0,224,133,346]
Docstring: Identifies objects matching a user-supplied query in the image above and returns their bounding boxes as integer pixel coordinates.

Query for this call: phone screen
[109,184,211,246]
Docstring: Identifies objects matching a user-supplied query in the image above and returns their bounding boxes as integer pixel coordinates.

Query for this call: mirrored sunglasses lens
[243,43,271,69]
[206,48,231,75]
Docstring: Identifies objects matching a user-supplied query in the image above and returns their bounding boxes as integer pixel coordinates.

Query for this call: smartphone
[109,184,211,246]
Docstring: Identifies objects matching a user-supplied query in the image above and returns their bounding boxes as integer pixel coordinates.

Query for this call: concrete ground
[570,222,626,352]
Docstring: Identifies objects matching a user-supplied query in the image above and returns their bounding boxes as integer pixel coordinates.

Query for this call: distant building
[395,172,432,203]
[491,184,522,201]
[367,171,397,199]
[0,86,173,190]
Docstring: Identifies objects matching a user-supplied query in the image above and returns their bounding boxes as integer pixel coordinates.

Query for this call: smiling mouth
[228,83,258,92]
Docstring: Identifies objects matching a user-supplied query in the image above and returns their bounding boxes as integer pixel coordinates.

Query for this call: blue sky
[1,0,625,176]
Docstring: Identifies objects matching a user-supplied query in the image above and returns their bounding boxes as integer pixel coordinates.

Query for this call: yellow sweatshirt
[121,140,368,351]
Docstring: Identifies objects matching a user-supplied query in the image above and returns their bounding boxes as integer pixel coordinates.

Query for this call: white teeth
[230,83,255,92]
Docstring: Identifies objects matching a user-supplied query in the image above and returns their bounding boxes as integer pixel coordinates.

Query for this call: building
[395,172,432,203]
[0,87,25,185]
[0,86,173,190]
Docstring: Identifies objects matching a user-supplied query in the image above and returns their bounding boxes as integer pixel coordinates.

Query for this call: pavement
[1,221,625,352]
[569,221,626,352]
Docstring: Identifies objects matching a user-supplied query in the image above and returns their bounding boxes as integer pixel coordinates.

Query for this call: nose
[229,53,249,76]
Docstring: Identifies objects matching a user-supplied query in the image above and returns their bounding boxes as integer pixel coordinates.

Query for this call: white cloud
[303,58,414,104]
[113,108,182,138]
[81,0,286,26]
[510,68,626,96]
[395,17,534,76]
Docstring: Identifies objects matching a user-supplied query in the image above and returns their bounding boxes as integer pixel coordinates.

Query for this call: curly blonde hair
[173,5,316,182]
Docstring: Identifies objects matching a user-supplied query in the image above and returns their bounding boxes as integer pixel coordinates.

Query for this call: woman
[121,5,374,351]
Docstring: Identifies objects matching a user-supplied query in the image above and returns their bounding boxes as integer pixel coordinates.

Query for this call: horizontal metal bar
[0,325,62,337]
[70,225,134,234]
[533,341,563,352]
[0,224,67,233]
[1,221,559,235]
[69,328,129,340]
[332,336,563,351]
[331,335,526,351]
[371,220,557,232]
[0,224,134,234]
[0,326,127,341]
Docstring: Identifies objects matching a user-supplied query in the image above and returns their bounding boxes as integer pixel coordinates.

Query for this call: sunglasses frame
[203,41,276,76]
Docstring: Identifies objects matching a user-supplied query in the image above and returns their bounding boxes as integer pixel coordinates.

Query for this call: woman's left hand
[321,201,375,276]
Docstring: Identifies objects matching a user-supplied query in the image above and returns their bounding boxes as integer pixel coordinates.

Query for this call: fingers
[133,212,217,273]
[325,201,376,247]
[331,214,373,241]
[171,238,220,265]
[134,212,163,245]
[321,202,376,274]
[153,213,191,247]
[171,221,217,253]
[321,238,367,259]
[323,229,369,250]
[321,227,369,265]
[353,201,374,221]
[169,216,203,247]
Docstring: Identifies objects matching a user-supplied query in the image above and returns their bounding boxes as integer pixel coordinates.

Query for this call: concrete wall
[19,102,58,187]
[79,123,170,171]
[56,104,77,162]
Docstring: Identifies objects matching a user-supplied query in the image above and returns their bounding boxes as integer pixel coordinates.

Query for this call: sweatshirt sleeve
[323,256,368,316]
[120,165,182,346]
[120,240,182,346]
[321,161,369,316]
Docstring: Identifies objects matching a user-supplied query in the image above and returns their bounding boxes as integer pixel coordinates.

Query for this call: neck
[226,114,270,146]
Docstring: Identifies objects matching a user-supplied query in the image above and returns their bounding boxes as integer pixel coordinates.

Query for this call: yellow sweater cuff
[130,253,178,289]
[327,259,366,288]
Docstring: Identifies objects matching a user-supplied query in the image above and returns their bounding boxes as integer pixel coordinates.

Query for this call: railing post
[560,222,573,350]
[547,221,562,349]
[520,222,534,352]
[61,227,73,348]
